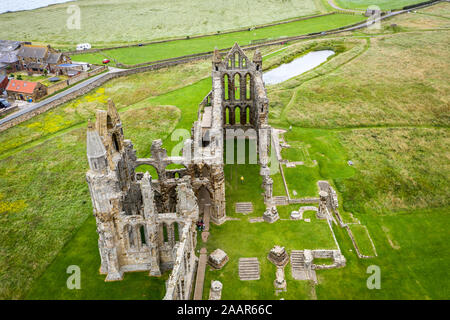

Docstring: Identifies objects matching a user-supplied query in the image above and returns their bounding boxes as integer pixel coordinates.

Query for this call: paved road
[0,66,123,127]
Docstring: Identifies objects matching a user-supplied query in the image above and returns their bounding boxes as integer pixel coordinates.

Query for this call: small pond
[263,50,335,85]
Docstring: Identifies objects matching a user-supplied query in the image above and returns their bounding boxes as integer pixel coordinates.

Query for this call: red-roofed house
[6,79,47,101]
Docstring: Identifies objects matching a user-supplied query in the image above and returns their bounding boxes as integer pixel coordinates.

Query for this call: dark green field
[71,14,366,66]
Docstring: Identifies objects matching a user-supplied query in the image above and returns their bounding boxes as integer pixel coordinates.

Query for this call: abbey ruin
[86,44,280,299]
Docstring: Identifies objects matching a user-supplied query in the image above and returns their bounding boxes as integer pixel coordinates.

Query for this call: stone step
[291,250,306,273]
[239,267,260,271]
[274,196,288,205]
[239,257,260,281]
[235,202,254,214]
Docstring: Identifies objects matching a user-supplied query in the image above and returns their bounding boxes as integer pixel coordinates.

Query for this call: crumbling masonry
[86,44,276,299]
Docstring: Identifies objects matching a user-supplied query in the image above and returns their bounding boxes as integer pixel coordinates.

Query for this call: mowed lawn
[202,159,337,300]
[0,0,323,47]
[71,14,366,65]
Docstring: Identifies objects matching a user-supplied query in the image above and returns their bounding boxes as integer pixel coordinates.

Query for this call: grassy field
[26,214,169,299]
[71,13,366,66]
[0,0,324,47]
[0,3,449,300]
[335,0,425,10]
[271,32,449,128]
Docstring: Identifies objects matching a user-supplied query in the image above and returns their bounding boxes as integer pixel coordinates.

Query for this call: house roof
[0,40,22,52]
[46,52,62,64]
[6,80,38,94]
[17,45,48,59]
[0,51,18,64]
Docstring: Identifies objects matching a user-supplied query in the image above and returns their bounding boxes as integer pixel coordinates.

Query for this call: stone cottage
[6,79,47,101]
[17,44,70,75]
[0,40,23,74]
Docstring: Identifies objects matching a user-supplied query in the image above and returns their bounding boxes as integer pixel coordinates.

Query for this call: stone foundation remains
[267,245,289,267]
[208,249,229,270]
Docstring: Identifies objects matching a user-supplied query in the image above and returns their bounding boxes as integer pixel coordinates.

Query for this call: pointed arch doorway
[197,186,212,223]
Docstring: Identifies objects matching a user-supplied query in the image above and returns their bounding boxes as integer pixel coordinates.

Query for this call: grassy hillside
[0,0,323,47]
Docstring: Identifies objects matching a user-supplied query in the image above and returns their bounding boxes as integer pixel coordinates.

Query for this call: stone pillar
[96,217,123,281]
[168,223,175,248]
[210,164,227,224]
[263,204,279,223]
[317,191,328,220]
[261,174,273,204]
[209,280,223,300]
[274,267,286,290]
[149,245,161,276]
[303,250,313,271]
[104,247,123,281]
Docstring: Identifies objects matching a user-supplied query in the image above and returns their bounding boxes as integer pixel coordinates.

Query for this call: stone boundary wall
[0,105,19,117]
[403,0,441,10]
[289,198,320,204]
[65,12,338,56]
[46,80,68,95]
[47,66,107,95]
[343,224,377,259]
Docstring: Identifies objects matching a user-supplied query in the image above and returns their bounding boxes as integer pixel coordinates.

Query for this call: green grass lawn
[335,0,425,10]
[71,14,366,65]
[348,224,376,256]
[26,216,169,299]
[0,0,324,47]
[202,159,337,300]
